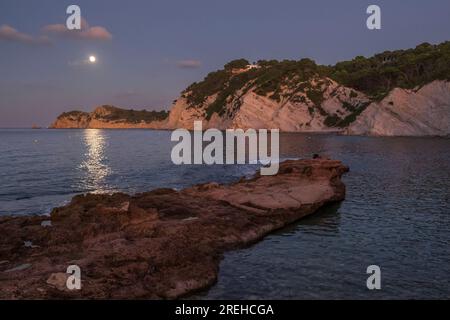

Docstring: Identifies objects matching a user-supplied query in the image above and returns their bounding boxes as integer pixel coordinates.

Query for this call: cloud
[1,18,112,46]
[42,18,112,41]
[176,59,202,69]
[0,25,51,45]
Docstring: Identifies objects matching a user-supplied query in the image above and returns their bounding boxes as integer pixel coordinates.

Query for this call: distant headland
[50,105,169,129]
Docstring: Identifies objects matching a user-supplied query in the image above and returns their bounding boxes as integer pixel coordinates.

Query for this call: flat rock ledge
[0,159,348,299]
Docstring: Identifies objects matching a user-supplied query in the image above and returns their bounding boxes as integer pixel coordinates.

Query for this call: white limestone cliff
[346,81,450,136]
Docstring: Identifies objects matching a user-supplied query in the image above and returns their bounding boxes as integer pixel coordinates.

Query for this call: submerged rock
[0,158,348,299]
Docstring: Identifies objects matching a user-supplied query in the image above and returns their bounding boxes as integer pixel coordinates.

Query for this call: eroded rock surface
[347,81,450,136]
[165,77,370,132]
[0,159,348,299]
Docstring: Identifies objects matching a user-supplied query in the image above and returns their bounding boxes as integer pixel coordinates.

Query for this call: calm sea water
[0,129,449,299]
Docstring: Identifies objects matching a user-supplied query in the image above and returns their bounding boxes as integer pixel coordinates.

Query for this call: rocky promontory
[164,42,450,136]
[0,158,348,299]
[50,105,169,129]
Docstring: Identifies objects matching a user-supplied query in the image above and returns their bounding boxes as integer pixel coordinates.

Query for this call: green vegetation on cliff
[182,41,450,119]
[57,110,89,119]
[56,106,169,124]
[330,41,450,100]
[93,106,169,123]
[184,58,328,119]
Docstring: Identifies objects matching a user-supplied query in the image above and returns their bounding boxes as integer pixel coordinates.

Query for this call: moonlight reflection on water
[79,129,113,193]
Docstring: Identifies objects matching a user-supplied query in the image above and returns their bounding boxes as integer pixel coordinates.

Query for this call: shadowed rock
[0,158,348,299]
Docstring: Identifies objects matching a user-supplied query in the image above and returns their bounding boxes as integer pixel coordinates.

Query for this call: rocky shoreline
[0,158,348,299]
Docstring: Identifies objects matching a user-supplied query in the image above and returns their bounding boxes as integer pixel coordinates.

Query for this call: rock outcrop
[165,79,450,136]
[346,81,450,136]
[50,105,168,129]
[0,158,348,299]
[162,42,450,136]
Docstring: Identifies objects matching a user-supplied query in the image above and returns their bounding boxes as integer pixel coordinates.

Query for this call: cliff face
[347,81,450,136]
[166,79,450,136]
[50,106,168,129]
[166,77,370,131]
[50,111,91,128]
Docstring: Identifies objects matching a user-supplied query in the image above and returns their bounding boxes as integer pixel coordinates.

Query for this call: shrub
[324,114,340,127]
[224,59,250,70]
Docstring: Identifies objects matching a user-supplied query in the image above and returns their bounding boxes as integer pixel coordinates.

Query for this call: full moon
[89,56,97,63]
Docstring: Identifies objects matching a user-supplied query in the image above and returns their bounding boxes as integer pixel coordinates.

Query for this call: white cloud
[42,18,112,41]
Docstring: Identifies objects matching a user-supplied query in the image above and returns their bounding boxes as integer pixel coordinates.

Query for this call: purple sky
[1,0,449,127]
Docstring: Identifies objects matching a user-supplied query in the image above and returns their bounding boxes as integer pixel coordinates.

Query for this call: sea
[0,128,449,299]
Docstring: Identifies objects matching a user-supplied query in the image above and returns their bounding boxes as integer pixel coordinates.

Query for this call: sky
[0,0,449,127]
